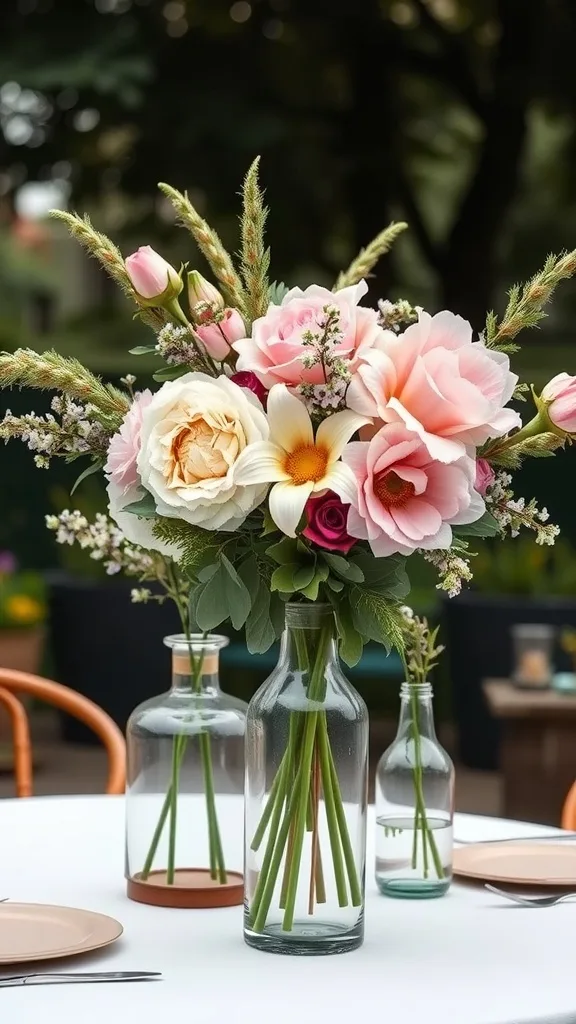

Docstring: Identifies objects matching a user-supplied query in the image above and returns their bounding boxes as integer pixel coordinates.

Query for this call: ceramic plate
[453,842,576,886]
[0,903,123,965]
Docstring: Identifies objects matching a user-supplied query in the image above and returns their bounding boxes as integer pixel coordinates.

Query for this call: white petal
[267,384,313,451]
[233,441,288,486]
[269,480,313,537]
[316,409,371,461]
[319,461,359,506]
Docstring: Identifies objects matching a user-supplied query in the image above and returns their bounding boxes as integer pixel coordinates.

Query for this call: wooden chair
[561,780,576,830]
[0,669,126,797]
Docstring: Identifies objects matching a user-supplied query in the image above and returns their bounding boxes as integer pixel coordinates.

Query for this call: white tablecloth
[1,795,574,1024]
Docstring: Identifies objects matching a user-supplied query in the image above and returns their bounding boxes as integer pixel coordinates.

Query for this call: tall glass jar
[375,682,454,899]
[126,633,247,908]
[244,603,368,955]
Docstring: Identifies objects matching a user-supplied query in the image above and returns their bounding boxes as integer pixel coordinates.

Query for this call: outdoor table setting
[2,793,576,1024]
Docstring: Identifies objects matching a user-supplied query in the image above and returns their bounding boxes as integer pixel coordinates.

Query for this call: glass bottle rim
[163,633,230,652]
[400,681,433,698]
[284,602,334,628]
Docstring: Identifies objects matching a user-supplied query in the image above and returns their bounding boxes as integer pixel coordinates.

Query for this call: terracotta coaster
[127,868,244,909]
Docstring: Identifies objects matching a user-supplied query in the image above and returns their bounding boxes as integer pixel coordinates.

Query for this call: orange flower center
[285,444,328,485]
[373,470,414,508]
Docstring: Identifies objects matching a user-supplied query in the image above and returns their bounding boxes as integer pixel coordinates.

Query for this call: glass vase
[244,602,368,955]
[125,633,247,908]
[375,681,454,898]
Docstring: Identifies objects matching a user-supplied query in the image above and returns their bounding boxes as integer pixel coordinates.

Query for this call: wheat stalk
[49,210,167,332]
[486,249,576,352]
[0,349,130,419]
[158,183,246,313]
[240,156,270,324]
[334,222,408,290]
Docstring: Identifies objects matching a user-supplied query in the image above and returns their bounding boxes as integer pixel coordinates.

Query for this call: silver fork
[485,883,576,907]
[0,972,162,987]
[455,831,576,845]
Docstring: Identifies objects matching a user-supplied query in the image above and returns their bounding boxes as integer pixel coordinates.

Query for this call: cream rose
[136,373,269,531]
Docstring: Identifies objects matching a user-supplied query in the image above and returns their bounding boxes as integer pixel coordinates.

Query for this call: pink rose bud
[196,308,246,362]
[125,246,182,302]
[474,458,495,496]
[542,373,576,434]
[302,492,357,554]
[230,371,268,408]
[187,270,224,314]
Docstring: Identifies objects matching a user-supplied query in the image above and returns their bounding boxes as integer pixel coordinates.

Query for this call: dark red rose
[302,492,357,554]
[230,371,268,409]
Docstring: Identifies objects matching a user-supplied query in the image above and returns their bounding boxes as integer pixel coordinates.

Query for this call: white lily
[233,384,370,537]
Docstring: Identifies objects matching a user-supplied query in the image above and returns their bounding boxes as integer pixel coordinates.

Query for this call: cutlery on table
[485,884,576,907]
[0,971,162,987]
[454,832,576,845]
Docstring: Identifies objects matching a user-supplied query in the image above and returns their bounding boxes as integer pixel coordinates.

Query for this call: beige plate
[0,903,123,965]
[453,843,576,886]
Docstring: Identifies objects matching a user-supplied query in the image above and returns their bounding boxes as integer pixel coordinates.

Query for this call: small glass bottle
[126,633,247,908]
[244,602,368,956]
[375,682,454,899]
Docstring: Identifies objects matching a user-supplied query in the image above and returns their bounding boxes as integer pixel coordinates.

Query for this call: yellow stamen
[285,444,328,485]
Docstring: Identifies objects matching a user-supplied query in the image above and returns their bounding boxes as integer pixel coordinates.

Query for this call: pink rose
[125,246,181,301]
[542,373,576,434]
[196,308,246,361]
[232,280,384,389]
[187,270,224,313]
[230,370,268,408]
[347,310,521,463]
[342,421,484,556]
[474,458,494,496]
[104,389,153,495]
[302,492,357,554]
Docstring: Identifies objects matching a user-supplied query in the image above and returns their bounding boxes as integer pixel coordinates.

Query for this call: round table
[1,795,574,1024]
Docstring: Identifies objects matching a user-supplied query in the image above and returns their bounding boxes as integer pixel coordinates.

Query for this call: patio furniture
[0,669,126,796]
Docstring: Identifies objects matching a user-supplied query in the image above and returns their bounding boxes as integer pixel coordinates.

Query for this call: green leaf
[351,550,409,599]
[322,552,364,583]
[237,553,260,602]
[122,492,157,518]
[331,596,364,668]
[268,280,290,304]
[454,511,500,538]
[326,576,344,593]
[193,570,230,631]
[270,564,298,593]
[349,590,405,654]
[220,553,251,630]
[266,537,299,565]
[153,365,190,382]
[261,508,277,536]
[129,344,158,355]
[293,564,316,590]
[197,562,219,583]
[70,459,103,496]
[245,580,275,653]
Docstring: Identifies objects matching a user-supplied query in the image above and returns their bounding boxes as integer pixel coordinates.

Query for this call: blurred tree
[1,0,576,328]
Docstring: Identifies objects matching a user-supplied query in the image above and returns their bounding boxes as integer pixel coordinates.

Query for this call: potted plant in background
[0,551,46,770]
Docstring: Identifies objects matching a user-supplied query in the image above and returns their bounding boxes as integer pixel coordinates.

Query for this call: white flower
[106,478,180,558]
[137,372,269,531]
[233,383,370,537]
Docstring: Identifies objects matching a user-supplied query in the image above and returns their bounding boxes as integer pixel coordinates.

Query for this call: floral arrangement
[1,157,576,925]
[0,552,46,630]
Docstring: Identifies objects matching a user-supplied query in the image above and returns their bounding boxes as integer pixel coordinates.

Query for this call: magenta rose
[474,458,495,496]
[302,492,357,554]
[230,370,268,409]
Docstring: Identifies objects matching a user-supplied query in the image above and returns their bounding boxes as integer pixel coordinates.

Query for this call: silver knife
[0,971,162,987]
[455,832,576,845]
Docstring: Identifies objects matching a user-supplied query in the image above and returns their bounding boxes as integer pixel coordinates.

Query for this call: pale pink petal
[386,398,465,463]
[392,500,443,541]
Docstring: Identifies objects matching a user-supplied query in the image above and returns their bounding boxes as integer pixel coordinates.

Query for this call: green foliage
[348,590,406,655]
[152,365,190,382]
[453,511,500,538]
[123,492,157,518]
[152,518,217,578]
[485,249,576,351]
[268,281,290,305]
[334,222,408,290]
[484,432,565,469]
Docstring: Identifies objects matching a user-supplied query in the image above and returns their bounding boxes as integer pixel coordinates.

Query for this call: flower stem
[409,688,444,881]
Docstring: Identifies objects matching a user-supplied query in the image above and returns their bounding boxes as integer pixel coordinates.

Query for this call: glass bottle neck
[280,603,339,682]
[396,682,437,739]
[170,648,221,694]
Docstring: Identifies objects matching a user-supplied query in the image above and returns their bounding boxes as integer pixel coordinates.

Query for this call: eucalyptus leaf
[331,596,364,667]
[322,552,364,583]
[70,459,103,496]
[245,578,275,653]
[122,492,157,518]
[237,553,260,601]
[153,365,190,382]
[266,537,299,565]
[293,564,316,590]
[271,564,298,593]
[194,570,230,631]
[129,344,158,355]
[220,553,251,630]
[351,551,409,599]
[326,576,344,593]
[454,511,500,538]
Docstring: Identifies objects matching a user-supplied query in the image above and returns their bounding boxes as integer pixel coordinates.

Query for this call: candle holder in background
[511,624,554,690]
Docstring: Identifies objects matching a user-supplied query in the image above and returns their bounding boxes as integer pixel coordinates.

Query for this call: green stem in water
[409,688,443,881]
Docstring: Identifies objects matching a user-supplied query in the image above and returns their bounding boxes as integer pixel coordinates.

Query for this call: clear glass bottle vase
[244,603,368,955]
[125,633,247,908]
[375,681,454,898]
